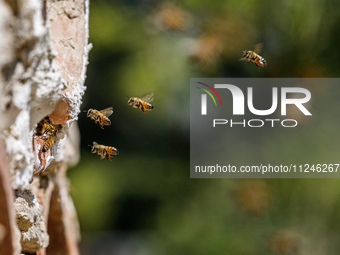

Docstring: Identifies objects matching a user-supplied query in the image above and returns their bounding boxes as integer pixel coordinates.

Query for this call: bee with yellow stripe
[90,141,119,161]
[126,93,154,113]
[42,135,55,153]
[86,107,113,129]
[241,43,267,69]
[35,117,56,137]
[34,116,63,153]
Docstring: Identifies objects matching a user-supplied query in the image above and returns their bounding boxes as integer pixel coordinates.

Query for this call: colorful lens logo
[196,82,222,115]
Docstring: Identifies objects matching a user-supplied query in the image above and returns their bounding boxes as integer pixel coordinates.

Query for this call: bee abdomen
[109,147,119,155]
[146,103,154,109]
[42,141,52,152]
[260,57,267,66]
[103,117,111,125]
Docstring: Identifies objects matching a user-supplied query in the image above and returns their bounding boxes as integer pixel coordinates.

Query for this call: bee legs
[95,116,101,124]
[105,150,112,161]
[140,104,145,113]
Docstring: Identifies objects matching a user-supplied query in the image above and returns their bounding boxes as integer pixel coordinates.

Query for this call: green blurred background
[68,0,340,254]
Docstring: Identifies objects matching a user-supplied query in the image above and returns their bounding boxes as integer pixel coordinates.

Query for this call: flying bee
[86,107,113,129]
[152,2,191,31]
[240,43,267,69]
[126,93,154,113]
[90,141,119,161]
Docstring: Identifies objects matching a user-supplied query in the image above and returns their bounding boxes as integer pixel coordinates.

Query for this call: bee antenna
[88,144,92,147]
[83,110,88,112]
[125,96,129,99]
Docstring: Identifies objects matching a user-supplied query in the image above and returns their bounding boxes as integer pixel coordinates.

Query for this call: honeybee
[152,2,191,31]
[34,116,63,153]
[35,117,56,137]
[241,43,267,69]
[126,93,154,113]
[86,107,113,129]
[42,135,54,153]
[90,141,119,161]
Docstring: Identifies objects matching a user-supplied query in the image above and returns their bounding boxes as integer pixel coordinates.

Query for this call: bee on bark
[42,135,55,153]
[90,141,119,161]
[34,116,62,153]
[35,117,55,137]
[86,107,113,129]
[240,43,267,69]
[126,93,154,113]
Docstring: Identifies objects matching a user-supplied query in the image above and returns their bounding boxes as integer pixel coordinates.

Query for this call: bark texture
[0,0,90,254]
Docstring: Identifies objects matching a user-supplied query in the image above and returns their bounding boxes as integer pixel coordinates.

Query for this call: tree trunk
[0,0,90,254]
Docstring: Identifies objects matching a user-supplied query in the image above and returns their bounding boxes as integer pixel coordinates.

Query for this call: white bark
[0,0,90,253]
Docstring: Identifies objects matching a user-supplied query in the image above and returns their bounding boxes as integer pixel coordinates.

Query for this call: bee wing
[140,93,154,103]
[254,43,263,53]
[99,107,114,117]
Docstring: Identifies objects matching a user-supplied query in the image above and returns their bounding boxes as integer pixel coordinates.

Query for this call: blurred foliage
[68,0,340,254]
